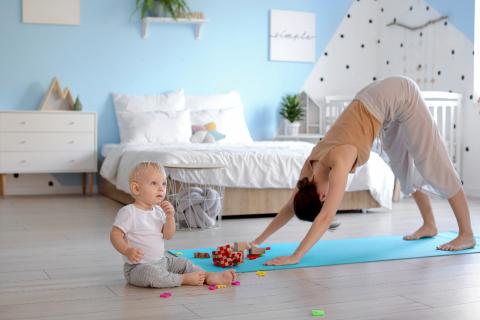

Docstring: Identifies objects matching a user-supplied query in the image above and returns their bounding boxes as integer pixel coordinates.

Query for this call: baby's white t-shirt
[113,204,167,264]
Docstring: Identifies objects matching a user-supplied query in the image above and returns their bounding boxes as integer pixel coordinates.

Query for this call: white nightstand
[0,110,97,196]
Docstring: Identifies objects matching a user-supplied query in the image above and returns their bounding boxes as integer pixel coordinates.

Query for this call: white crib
[302,91,462,174]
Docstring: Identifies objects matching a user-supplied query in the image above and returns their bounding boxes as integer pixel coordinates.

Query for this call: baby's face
[134,169,168,206]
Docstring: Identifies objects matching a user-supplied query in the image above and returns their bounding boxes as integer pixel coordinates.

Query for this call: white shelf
[141,17,208,40]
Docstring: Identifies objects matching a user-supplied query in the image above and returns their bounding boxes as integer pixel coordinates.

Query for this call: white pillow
[191,106,253,144]
[116,109,192,144]
[112,89,185,113]
[186,91,243,111]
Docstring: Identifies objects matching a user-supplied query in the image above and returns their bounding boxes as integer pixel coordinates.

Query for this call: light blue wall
[0,0,352,150]
[425,0,474,41]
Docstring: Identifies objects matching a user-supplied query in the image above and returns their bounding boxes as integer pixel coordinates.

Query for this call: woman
[252,76,476,266]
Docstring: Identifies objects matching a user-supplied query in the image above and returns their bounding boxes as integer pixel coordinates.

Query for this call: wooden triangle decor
[38,77,75,111]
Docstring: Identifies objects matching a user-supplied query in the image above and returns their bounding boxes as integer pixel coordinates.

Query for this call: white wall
[303,0,480,197]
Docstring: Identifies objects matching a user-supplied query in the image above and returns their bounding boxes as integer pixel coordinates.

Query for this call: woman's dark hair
[293,177,323,222]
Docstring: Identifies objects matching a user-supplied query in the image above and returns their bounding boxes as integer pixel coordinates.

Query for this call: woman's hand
[264,255,300,266]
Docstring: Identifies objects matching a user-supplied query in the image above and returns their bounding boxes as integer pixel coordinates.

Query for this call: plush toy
[190,122,226,143]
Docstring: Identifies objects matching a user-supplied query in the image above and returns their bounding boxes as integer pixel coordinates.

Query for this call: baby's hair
[128,162,165,185]
[293,177,323,222]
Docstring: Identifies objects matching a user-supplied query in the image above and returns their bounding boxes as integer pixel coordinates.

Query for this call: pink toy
[208,284,217,291]
[159,292,172,298]
[231,280,241,286]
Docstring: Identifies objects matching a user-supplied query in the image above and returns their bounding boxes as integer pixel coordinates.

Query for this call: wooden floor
[1,195,480,320]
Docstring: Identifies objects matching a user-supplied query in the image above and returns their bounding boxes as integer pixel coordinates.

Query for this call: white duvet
[100,141,394,209]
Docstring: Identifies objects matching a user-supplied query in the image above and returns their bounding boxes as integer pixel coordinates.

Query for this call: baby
[110,161,236,288]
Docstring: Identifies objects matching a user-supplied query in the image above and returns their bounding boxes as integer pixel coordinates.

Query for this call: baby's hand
[125,247,144,264]
[160,200,175,217]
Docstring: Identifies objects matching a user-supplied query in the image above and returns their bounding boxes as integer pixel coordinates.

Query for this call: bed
[99,141,395,215]
[99,90,396,215]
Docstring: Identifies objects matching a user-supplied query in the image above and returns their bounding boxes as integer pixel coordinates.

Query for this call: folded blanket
[175,187,222,228]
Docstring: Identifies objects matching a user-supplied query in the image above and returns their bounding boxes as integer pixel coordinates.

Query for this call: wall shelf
[141,17,208,40]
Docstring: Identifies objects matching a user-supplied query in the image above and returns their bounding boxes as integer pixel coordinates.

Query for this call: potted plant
[134,0,191,19]
[279,94,304,136]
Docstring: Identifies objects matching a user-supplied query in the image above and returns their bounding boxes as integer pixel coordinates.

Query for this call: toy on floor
[211,244,244,267]
[233,241,251,252]
[159,292,172,298]
[194,252,211,258]
[249,246,266,255]
[208,281,241,291]
[233,242,267,260]
[255,270,266,277]
[311,309,325,317]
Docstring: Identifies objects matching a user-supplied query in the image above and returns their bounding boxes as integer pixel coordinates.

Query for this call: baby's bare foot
[437,234,476,251]
[182,271,206,286]
[205,269,236,285]
[403,224,438,240]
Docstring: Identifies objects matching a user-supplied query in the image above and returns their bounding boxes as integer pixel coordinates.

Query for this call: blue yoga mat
[168,232,480,273]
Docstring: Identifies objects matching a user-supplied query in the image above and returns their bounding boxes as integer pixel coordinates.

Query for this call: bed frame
[99,91,460,216]
[98,175,381,216]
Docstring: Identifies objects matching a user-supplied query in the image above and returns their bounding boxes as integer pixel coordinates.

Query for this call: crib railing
[422,91,462,175]
[300,91,462,174]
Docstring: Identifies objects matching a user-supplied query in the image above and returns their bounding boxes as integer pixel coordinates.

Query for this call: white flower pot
[285,121,300,136]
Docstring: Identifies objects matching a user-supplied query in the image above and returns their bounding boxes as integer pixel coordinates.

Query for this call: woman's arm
[264,160,351,266]
[252,158,313,245]
[252,192,296,245]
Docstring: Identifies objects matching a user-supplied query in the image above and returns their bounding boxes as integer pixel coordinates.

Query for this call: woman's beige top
[308,100,381,173]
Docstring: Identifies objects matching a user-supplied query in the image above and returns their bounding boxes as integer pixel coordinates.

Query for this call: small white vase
[285,121,300,136]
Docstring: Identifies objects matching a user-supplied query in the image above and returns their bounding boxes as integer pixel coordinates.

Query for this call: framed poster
[23,0,80,25]
[270,9,316,63]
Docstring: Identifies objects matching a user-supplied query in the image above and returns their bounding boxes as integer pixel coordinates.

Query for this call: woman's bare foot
[205,269,237,285]
[403,224,438,240]
[182,271,206,286]
[437,234,476,251]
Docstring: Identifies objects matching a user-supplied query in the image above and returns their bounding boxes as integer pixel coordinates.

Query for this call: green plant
[73,96,83,111]
[279,94,304,123]
[134,0,191,19]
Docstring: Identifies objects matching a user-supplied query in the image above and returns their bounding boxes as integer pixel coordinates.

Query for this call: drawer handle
[20,140,27,144]
[68,140,75,144]
[68,121,75,125]
[19,121,27,125]
[69,159,75,163]
[20,160,26,164]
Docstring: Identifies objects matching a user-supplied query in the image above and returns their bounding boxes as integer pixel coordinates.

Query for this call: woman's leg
[403,190,438,240]
[388,79,475,250]
[381,121,435,239]
[437,188,476,250]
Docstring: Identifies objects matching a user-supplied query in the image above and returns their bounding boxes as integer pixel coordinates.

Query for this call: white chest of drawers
[0,111,97,196]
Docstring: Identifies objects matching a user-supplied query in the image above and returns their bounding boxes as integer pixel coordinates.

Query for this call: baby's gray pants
[124,256,202,288]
